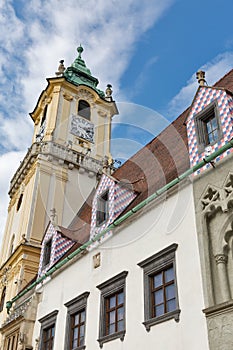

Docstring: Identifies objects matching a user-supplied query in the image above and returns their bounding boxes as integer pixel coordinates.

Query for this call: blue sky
[1,0,233,239]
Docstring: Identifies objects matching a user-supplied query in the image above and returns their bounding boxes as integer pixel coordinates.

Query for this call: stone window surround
[138,243,180,331]
[38,310,58,350]
[96,271,128,348]
[96,189,109,227]
[194,100,222,153]
[43,238,52,268]
[64,291,90,350]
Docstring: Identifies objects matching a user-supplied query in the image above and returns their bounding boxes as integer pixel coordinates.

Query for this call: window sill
[143,309,181,331]
[72,346,86,350]
[97,330,125,348]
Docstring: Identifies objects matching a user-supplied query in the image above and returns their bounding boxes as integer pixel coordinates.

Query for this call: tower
[0,46,118,324]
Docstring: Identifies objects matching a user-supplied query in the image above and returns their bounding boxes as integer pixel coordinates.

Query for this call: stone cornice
[9,141,103,197]
[0,244,41,273]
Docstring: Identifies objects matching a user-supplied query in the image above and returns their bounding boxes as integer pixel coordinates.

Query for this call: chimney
[196,70,206,86]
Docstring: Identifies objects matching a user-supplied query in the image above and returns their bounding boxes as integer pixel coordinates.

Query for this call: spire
[64,45,104,97]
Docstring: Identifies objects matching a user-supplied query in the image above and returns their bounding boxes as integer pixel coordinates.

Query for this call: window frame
[4,330,19,350]
[96,190,109,227]
[43,238,52,268]
[64,291,90,350]
[38,310,58,350]
[138,243,180,331]
[96,271,128,348]
[194,100,222,153]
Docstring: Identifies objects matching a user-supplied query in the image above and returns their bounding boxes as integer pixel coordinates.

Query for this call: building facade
[1,52,233,350]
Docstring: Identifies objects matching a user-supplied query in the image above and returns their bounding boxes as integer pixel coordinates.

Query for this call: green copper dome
[64,45,104,97]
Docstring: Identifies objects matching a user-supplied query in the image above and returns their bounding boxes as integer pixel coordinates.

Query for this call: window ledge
[143,309,181,331]
[72,346,86,350]
[97,330,125,348]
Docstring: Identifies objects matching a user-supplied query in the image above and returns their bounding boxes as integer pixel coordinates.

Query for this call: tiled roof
[60,68,233,247]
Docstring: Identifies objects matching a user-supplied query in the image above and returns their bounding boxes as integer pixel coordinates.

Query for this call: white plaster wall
[33,182,209,350]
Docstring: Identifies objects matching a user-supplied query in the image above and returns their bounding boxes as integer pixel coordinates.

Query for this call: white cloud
[0,151,25,238]
[167,52,233,118]
[0,0,173,241]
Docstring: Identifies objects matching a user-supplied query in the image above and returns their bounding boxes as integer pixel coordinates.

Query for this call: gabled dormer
[38,222,75,277]
[186,70,233,174]
[90,174,137,244]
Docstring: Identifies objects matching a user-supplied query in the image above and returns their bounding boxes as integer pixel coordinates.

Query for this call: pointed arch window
[78,100,91,120]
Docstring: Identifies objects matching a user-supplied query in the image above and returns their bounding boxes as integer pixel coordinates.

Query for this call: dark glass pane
[153,272,163,288]
[167,299,176,312]
[208,132,213,143]
[109,310,115,324]
[165,267,174,283]
[206,120,212,133]
[80,325,85,337]
[165,284,175,300]
[118,291,124,305]
[109,296,116,308]
[73,327,78,340]
[211,117,217,129]
[117,307,124,321]
[155,303,164,317]
[80,310,86,323]
[118,319,124,331]
[80,336,84,346]
[72,339,77,349]
[213,129,218,141]
[109,323,115,335]
[74,313,79,325]
[154,289,164,305]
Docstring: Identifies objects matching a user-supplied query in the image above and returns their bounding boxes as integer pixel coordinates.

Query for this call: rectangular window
[150,266,176,318]
[195,101,222,152]
[64,292,89,350]
[39,310,58,350]
[70,310,85,348]
[4,331,19,350]
[43,239,52,267]
[42,325,55,350]
[96,190,109,226]
[138,244,180,331]
[97,271,128,347]
[105,290,124,335]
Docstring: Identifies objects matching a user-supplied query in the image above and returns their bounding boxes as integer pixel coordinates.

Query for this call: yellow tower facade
[0,46,118,332]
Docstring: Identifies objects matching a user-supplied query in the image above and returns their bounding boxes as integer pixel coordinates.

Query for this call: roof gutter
[6,139,233,313]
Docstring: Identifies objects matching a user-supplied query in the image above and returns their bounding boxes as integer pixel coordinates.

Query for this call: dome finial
[77,44,84,58]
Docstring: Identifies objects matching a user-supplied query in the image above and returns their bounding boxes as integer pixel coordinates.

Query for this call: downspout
[6,139,233,313]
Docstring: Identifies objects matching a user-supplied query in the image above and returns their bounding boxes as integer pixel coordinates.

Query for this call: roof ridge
[213,68,233,88]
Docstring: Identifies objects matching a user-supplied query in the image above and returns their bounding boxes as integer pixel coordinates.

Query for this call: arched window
[0,287,6,312]
[16,194,23,211]
[78,100,90,120]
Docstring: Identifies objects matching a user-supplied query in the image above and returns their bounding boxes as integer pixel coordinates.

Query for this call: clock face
[70,114,94,143]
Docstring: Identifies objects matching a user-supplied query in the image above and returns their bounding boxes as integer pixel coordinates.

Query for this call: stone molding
[9,141,103,197]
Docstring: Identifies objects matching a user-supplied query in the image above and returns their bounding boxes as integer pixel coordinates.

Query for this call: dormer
[38,222,75,277]
[186,70,233,174]
[89,174,137,244]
